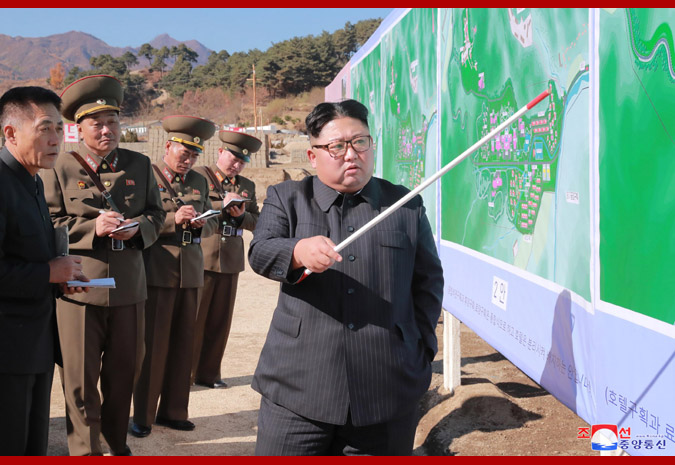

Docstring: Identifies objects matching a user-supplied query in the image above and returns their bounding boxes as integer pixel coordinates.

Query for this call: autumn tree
[48,62,66,90]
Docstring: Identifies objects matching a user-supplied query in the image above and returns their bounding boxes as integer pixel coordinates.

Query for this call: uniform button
[348,255,355,261]
[347,323,354,330]
[347,288,355,295]
[221,237,226,242]
[347,226,355,232]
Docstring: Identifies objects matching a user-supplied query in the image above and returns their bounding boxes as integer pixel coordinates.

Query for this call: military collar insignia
[214,170,225,184]
[85,154,99,172]
[104,152,119,172]
[162,166,185,184]
[85,151,118,173]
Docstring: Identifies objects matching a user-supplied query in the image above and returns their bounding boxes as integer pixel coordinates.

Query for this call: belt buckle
[181,230,192,246]
[222,225,235,236]
[111,238,124,251]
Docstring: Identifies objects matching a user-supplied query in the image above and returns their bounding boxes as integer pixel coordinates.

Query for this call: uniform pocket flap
[377,230,409,249]
[272,311,301,338]
[65,189,95,200]
[396,321,422,342]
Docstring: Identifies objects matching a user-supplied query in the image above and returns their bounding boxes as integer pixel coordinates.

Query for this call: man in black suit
[0,86,88,455]
[248,99,444,455]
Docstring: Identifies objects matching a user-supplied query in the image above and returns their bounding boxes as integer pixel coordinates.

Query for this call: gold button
[178,192,183,197]
[101,163,108,170]
[175,176,181,183]
[103,181,111,187]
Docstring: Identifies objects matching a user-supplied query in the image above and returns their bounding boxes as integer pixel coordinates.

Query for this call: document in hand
[66,278,116,288]
[191,209,221,223]
[111,221,140,233]
[223,198,251,209]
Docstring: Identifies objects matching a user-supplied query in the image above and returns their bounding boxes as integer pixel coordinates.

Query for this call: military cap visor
[60,75,124,122]
[219,130,262,162]
[162,115,216,153]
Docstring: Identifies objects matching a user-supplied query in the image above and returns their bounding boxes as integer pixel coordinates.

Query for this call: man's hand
[96,211,124,237]
[48,255,88,283]
[292,236,342,273]
[109,219,139,240]
[175,205,197,225]
[59,283,89,295]
[223,192,245,217]
[191,218,206,229]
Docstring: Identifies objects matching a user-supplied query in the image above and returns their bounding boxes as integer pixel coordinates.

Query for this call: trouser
[57,300,143,456]
[133,286,199,426]
[255,396,419,456]
[192,271,239,384]
[0,370,54,456]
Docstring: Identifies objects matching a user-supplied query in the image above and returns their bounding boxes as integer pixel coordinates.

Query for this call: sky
[0,8,394,53]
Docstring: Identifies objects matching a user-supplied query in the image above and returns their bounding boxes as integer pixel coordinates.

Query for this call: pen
[99,209,124,221]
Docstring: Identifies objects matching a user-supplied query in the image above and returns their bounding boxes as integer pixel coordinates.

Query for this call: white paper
[111,221,139,233]
[223,198,251,209]
[191,209,221,223]
[66,278,116,288]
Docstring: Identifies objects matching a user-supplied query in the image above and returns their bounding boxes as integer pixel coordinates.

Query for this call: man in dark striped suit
[248,99,444,455]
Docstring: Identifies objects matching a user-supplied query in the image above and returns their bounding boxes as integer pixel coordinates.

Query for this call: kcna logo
[578,424,630,451]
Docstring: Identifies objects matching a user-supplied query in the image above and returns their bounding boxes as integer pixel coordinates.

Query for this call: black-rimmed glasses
[311,135,372,159]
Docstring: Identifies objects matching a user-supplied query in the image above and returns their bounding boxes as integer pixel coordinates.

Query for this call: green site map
[599,8,675,324]
[440,8,591,300]
[353,8,439,232]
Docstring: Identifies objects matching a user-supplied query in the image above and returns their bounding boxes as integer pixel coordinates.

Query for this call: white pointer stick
[300,89,551,280]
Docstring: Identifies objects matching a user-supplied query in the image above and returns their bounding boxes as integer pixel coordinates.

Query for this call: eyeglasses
[312,135,372,159]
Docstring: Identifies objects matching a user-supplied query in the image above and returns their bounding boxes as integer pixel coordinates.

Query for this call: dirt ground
[45,227,600,456]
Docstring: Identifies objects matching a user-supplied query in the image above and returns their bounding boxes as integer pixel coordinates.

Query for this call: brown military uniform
[191,165,259,385]
[133,156,218,428]
[42,143,165,455]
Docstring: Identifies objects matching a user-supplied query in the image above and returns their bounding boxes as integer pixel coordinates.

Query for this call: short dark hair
[0,86,62,128]
[305,99,369,138]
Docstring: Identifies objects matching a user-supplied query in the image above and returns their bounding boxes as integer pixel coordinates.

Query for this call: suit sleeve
[128,157,166,250]
[0,208,51,300]
[248,184,302,284]
[42,167,100,251]
[412,202,444,362]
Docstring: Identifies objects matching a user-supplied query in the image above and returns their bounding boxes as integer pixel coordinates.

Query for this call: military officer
[191,130,261,389]
[42,75,166,456]
[132,115,217,438]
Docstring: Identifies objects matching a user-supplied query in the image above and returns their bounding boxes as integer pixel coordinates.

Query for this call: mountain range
[0,31,213,80]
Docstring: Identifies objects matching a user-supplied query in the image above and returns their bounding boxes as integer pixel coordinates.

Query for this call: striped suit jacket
[248,175,443,427]
[0,147,59,374]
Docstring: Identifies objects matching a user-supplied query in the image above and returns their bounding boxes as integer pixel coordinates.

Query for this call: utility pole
[246,64,257,131]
